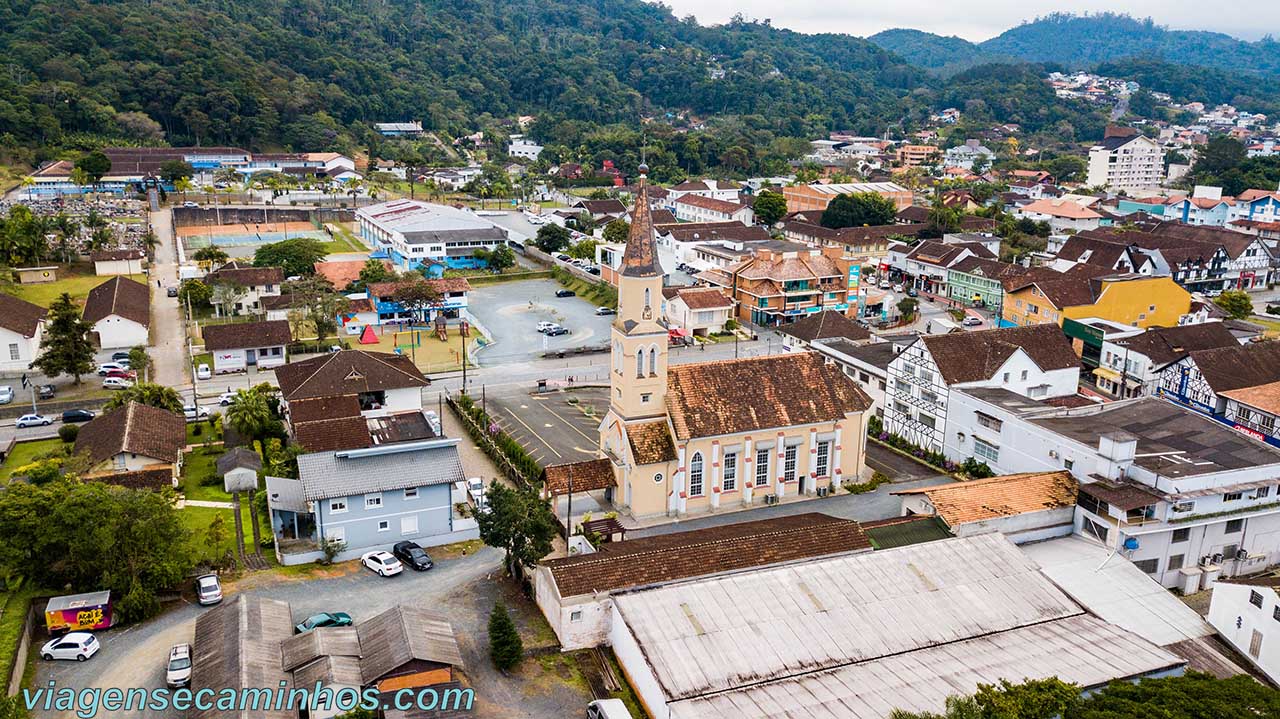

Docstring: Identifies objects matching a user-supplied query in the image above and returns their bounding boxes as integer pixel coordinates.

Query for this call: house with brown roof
[894,471,1078,542]
[533,513,871,650]
[276,349,430,419]
[1158,340,1280,420]
[885,324,1081,452]
[696,244,854,327]
[202,319,292,374]
[72,401,185,481]
[672,194,753,224]
[777,309,871,351]
[1002,267,1195,330]
[82,276,150,349]
[660,286,733,337]
[205,261,284,315]
[579,169,873,522]
[0,293,46,373]
[363,278,471,326]
[90,248,146,276]
[314,259,393,291]
[1092,322,1240,399]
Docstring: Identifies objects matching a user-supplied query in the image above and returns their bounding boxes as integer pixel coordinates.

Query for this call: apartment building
[697,244,854,327]
[1086,129,1166,192]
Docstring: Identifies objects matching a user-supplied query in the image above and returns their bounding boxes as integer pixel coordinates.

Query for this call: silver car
[165,643,192,688]
[0,386,12,405]
[195,574,222,605]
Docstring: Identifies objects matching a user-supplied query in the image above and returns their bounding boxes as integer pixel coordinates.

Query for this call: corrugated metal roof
[668,615,1182,719]
[296,440,464,501]
[611,534,1082,702]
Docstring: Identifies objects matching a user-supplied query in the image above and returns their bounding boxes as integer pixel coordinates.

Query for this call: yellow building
[573,166,873,521]
[1002,270,1194,329]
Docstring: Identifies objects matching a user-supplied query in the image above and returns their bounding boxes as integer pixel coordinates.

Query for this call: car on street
[218,392,239,406]
[0,386,11,405]
[16,414,51,428]
[167,286,179,298]
[361,550,403,577]
[907,288,919,298]
[183,405,210,422]
[195,574,222,605]
[294,612,353,634]
[878,281,891,289]
[535,321,557,333]
[893,284,904,293]
[182,201,201,208]
[544,325,570,336]
[97,362,128,376]
[586,266,601,275]
[40,632,99,662]
[102,377,134,390]
[104,369,136,380]
[595,306,616,315]
[61,409,95,423]
[110,351,131,362]
[195,363,212,380]
[962,316,984,327]
[37,384,55,400]
[555,289,576,298]
[165,644,192,688]
[553,253,571,262]
[392,541,434,571]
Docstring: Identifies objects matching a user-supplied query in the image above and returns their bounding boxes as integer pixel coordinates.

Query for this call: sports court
[178,221,327,249]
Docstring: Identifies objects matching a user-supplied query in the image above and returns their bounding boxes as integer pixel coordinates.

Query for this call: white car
[183,405,210,422]
[361,551,403,577]
[15,414,51,428]
[195,574,222,605]
[878,281,891,289]
[40,632,99,662]
[466,477,486,508]
[102,377,134,390]
[962,316,984,327]
[893,284,904,293]
[218,392,239,406]
[165,643,192,688]
[97,362,127,376]
[536,321,557,333]
[0,386,12,405]
[195,363,212,380]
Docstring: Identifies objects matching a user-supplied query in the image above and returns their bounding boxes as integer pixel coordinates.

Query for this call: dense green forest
[872,13,1280,78]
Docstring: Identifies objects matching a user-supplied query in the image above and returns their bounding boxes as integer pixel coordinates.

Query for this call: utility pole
[460,325,468,393]
[565,463,573,546]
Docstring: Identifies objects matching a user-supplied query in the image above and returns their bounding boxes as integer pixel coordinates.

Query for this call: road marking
[540,401,600,444]
[500,407,562,459]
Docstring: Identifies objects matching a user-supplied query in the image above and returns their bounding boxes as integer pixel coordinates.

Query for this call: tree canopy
[253,238,327,278]
[821,192,898,229]
[753,189,788,225]
[475,481,558,576]
[30,293,95,384]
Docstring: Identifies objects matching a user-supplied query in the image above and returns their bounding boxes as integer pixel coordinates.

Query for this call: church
[592,166,874,520]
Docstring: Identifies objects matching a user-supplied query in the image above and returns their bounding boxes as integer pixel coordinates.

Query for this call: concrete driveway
[469,279,614,365]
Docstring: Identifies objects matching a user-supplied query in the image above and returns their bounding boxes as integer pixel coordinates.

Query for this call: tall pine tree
[30,292,95,384]
[488,602,524,672]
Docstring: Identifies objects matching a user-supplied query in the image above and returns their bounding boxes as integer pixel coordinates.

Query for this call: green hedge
[452,393,542,484]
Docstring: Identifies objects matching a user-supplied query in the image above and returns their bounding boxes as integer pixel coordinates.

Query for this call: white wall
[94,258,144,276]
[533,568,615,651]
[1208,582,1280,683]
[367,386,423,415]
[212,348,248,374]
[608,605,671,719]
[0,325,40,373]
[94,315,148,349]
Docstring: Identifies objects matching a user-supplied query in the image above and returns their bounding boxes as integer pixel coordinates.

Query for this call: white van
[586,699,633,719]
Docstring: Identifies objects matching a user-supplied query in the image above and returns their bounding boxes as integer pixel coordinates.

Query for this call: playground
[340,317,485,373]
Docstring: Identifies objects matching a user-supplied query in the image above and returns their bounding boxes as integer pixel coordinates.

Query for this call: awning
[1093,367,1122,382]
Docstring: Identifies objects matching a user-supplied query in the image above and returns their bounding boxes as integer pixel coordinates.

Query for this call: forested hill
[871,13,1280,77]
[0,0,923,152]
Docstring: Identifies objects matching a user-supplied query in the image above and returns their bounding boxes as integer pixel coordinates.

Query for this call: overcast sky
[657,1,1275,42]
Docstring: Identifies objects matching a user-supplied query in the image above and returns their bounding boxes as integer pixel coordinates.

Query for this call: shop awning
[1093,367,1122,382]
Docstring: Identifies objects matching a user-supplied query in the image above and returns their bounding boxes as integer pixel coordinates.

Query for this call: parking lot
[482,384,606,466]
[468,279,614,365]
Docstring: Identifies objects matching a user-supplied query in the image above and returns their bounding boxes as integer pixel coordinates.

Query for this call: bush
[57,424,79,443]
[318,536,346,565]
[960,457,995,478]
[192,424,203,437]
[724,319,739,331]
[843,472,889,494]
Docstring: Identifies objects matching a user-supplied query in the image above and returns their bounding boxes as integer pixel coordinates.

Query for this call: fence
[171,207,356,228]
[445,393,538,488]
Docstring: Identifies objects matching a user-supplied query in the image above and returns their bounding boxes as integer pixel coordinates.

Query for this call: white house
[1093,322,1238,399]
[664,179,742,205]
[672,195,754,225]
[90,248,146,276]
[1015,198,1103,232]
[0,294,46,374]
[884,324,1082,453]
[82,276,149,349]
[1208,577,1280,683]
[202,319,292,374]
[507,135,543,160]
[205,261,283,315]
[660,287,733,337]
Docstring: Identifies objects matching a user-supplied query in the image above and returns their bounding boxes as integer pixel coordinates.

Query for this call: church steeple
[620,165,661,279]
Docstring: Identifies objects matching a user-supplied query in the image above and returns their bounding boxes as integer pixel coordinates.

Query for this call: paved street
[468,279,617,365]
[148,208,187,387]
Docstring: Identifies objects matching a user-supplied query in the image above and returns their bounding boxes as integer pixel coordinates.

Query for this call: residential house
[609,534,1182,719]
[1222,381,1280,449]
[782,182,913,213]
[884,324,1081,452]
[1086,129,1166,192]
[355,199,510,272]
[894,471,1078,543]
[1051,235,1157,276]
[1015,198,1104,232]
[534,513,870,650]
[672,195,754,225]
[82,276,150,349]
[276,349,431,421]
[72,402,185,481]
[776,309,870,352]
[1146,222,1273,290]
[266,437,476,565]
[1002,269,1195,329]
[660,287,733,337]
[1208,577,1280,683]
[507,135,543,160]
[943,140,995,170]
[202,319,292,374]
[945,257,1028,313]
[206,261,284,315]
[0,294,45,373]
[570,198,628,224]
[664,180,742,205]
[374,122,424,137]
[900,240,996,296]
[697,244,853,326]
[90,249,145,276]
[1158,340,1280,417]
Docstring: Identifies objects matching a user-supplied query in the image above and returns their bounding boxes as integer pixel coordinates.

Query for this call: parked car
[361,551,403,577]
[165,644,192,688]
[962,316,984,327]
[16,414,51,428]
[892,284,904,293]
[183,405,210,422]
[97,362,127,376]
[553,253,571,262]
[878,281,891,289]
[595,306,616,316]
[182,201,201,209]
[218,392,239,406]
[166,286,179,298]
[544,325,570,336]
[392,541,434,571]
[0,386,10,405]
[294,612,353,634]
[195,363,212,380]
[37,384,55,400]
[110,351,131,362]
[104,369,136,380]
[586,266,601,275]
[194,574,222,605]
[587,698,634,719]
[906,288,919,298]
[555,289,576,298]
[466,477,486,508]
[536,321,557,333]
[61,409,96,423]
[102,377,134,390]
[40,632,99,662]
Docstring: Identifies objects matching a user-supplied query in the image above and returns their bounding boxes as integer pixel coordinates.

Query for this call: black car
[61,409,95,423]
[392,541,434,571]
[37,384,55,400]
[110,351,131,362]
[545,326,570,336]
[166,286,179,298]
[554,289,576,298]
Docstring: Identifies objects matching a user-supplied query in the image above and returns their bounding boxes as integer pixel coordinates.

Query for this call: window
[649,347,657,375]
[1225,491,1243,502]
[723,452,738,492]
[641,393,652,403]
[326,526,345,543]
[1002,372,1010,383]
[1020,370,1028,380]
[570,610,583,622]
[401,515,418,535]
[1273,606,1280,623]
[783,445,798,482]
[1082,517,1109,542]
[1251,590,1265,608]
[636,350,644,378]
[1167,554,1184,571]
[1133,558,1158,574]
[920,390,938,405]
[918,413,936,430]
[329,499,348,514]
[643,287,650,308]
[815,441,831,477]
[404,487,418,500]
[364,493,383,510]
[1064,459,1074,471]
[755,448,770,487]
[1226,519,1244,534]
[378,520,390,532]
[919,370,934,384]
[976,413,1002,431]
[973,437,999,463]
[7,344,17,361]
[1171,528,1190,543]
[653,472,664,484]
[894,401,909,415]
[689,452,704,496]
[1258,487,1272,499]
[858,371,870,383]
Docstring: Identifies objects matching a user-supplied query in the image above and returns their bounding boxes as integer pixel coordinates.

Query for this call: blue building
[355,199,511,272]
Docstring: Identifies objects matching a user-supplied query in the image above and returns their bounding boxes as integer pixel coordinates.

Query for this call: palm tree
[69,167,91,199]
[174,177,194,202]
[225,387,273,460]
[52,214,78,263]
[19,176,35,201]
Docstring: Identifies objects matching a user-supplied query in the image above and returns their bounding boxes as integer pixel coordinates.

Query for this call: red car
[104,369,137,380]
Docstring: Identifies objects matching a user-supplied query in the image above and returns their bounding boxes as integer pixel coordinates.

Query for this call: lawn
[0,438,67,481]
[12,267,147,308]
[186,418,224,446]
[319,223,366,255]
[180,503,277,569]
[181,447,232,502]
[1248,315,1280,338]
[0,587,42,680]
[351,323,482,374]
